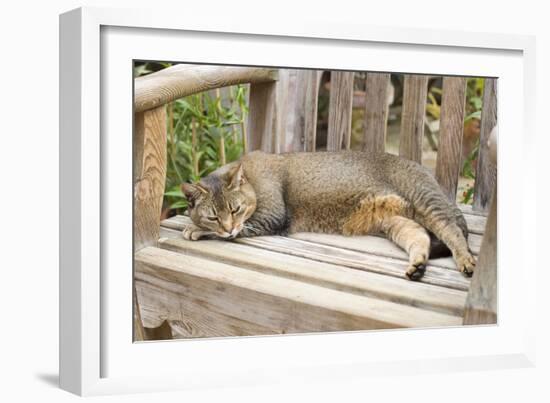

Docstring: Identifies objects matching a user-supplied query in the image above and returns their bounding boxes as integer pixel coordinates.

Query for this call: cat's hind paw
[456,253,476,277]
[405,263,426,281]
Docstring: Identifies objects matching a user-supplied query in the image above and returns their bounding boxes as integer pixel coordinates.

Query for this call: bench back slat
[435,77,468,201]
[275,70,322,153]
[363,73,391,154]
[327,71,355,151]
[247,81,278,153]
[399,75,429,163]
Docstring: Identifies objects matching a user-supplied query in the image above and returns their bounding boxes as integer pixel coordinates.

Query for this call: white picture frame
[60,6,537,396]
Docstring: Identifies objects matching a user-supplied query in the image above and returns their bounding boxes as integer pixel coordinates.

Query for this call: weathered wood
[273,70,321,153]
[134,64,277,113]
[143,320,173,341]
[161,215,480,258]
[399,75,429,162]
[459,204,488,217]
[247,81,277,153]
[202,216,475,255]
[161,214,487,252]
[462,213,487,235]
[163,213,481,258]
[271,69,293,152]
[161,220,469,291]
[289,231,481,260]
[363,73,391,154]
[473,79,498,212]
[463,183,497,325]
[161,215,479,288]
[169,314,277,339]
[304,70,323,152]
[327,72,354,151]
[158,230,467,316]
[435,77,467,201]
[135,246,462,337]
[464,126,497,325]
[134,106,167,251]
[133,287,146,342]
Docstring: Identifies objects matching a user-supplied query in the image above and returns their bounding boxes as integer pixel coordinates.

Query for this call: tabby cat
[181,151,475,280]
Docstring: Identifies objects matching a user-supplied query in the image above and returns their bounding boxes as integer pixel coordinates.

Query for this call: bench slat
[162,214,481,266]
[159,228,467,316]
[136,246,462,337]
[235,235,470,291]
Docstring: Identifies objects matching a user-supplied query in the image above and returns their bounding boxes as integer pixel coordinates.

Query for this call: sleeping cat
[181,150,476,280]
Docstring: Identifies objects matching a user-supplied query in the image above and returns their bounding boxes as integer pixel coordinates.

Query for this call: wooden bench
[133,65,498,340]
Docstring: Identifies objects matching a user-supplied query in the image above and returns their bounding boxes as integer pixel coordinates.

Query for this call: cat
[180,150,476,280]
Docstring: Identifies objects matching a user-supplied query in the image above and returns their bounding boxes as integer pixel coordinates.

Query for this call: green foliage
[466,77,484,113]
[424,77,484,204]
[163,85,248,214]
[459,77,484,204]
[460,137,479,204]
[461,138,479,181]
[133,61,173,77]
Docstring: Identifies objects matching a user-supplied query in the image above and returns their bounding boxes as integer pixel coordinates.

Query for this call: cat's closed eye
[231,205,242,215]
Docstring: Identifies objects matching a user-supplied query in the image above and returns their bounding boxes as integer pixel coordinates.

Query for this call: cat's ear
[228,164,247,190]
[181,182,207,207]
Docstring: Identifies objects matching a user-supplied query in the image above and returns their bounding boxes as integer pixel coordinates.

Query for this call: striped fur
[181,151,476,279]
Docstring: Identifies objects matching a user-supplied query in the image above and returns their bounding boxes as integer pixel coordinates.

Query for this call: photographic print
[133,62,497,341]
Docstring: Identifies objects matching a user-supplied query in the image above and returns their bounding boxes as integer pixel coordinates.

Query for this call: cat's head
[181,164,257,239]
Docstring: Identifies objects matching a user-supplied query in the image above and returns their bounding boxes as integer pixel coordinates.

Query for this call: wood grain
[161,215,479,289]
[304,70,323,152]
[134,64,277,113]
[238,236,471,290]
[363,73,391,154]
[134,106,167,251]
[158,229,467,316]
[270,70,322,153]
[272,69,293,153]
[161,213,482,258]
[435,77,467,201]
[463,183,497,325]
[473,79,498,212]
[247,81,277,153]
[327,72,354,151]
[399,75,429,162]
[133,287,146,341]
[135,246,462,336]
[460,204,488,217]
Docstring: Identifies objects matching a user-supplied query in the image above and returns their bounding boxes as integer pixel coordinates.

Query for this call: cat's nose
[221,219,233,233]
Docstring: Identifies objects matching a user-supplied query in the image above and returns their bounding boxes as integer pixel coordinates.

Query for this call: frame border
[59,6,536,396]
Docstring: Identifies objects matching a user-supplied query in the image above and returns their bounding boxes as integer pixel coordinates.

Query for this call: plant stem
[219,134,226,165]
[191,117,199,177]
[231,124,238,143]
[241,119,248,154]
[215,88,226,165]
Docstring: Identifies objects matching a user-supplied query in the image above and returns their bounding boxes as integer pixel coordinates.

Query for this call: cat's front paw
[456,253,476,277]
[182,224,209,241]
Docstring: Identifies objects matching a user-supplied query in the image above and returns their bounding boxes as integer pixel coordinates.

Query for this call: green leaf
[464,110,481,123]
[164,189,184,198]
[170,200,188,209]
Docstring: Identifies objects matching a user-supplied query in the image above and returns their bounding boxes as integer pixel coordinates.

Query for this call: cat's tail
[428,232,452,259]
